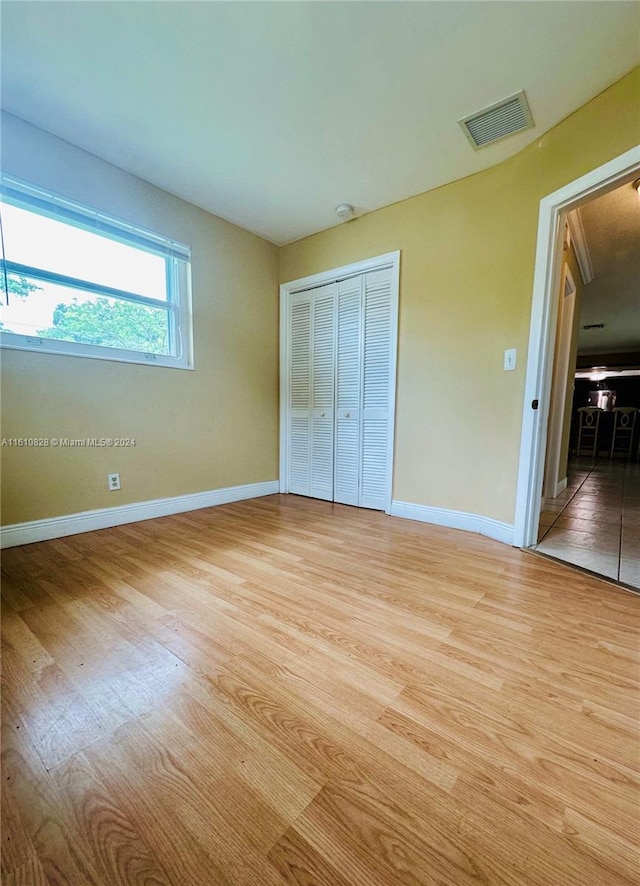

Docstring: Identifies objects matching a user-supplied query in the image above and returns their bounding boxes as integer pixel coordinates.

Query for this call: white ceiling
[1,2,639,245]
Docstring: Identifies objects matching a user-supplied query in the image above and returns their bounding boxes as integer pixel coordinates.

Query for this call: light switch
[504,348,517,371]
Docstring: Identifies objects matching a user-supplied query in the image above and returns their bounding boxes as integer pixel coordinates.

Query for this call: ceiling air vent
[459,91,534,150]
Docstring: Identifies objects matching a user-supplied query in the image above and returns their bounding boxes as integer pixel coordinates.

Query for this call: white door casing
[542,264,576,500]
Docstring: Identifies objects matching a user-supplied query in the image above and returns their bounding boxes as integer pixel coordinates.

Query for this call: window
[0,175,193,369]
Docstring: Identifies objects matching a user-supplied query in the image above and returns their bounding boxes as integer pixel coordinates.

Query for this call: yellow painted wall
[1,113,279,525]
[280,68,640,525]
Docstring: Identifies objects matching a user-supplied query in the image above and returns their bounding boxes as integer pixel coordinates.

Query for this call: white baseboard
[390,500,514,546]
[542,477,568,509]
[554,477,568,497]
[0,480,280,549]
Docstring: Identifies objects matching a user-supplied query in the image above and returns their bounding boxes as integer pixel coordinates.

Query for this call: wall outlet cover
[504,348,517,371]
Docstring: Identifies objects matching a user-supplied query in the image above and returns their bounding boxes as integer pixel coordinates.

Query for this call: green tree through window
[37,297,169,354]
[6,273,41,299]
[0,273,41,332]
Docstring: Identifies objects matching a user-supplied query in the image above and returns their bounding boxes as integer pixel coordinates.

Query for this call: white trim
[282,251,401,295]
[514,145,640,549]
[542,263,576,499]
[563,266,577,299]
[554,477,568,497]
[386,257,400,514]
[279,276,290,496]
[0,331,194,371]
[0,480,279,549]
[279,250,400,514]
[541,476,568,509]
[567,209,594,285]
[391,500,514,546]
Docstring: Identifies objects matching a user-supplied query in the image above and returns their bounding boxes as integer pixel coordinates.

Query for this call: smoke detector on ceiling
[335,203,356,221]
[459,90,534,150]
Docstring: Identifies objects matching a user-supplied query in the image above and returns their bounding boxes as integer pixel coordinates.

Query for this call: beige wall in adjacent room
[279,68,640,526]
[1,113,279,525]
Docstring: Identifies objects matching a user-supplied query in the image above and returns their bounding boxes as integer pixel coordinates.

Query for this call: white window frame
[0,175,194,370]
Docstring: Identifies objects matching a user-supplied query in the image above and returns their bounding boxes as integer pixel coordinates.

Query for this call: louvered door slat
[288,296,311,495]
[334,278,362,506]
[290,416,311,492]
[310,287,336,500]
[360,269,393,511]
[361,420,389,507]
[312,291,335,410]
[290,299,311,410]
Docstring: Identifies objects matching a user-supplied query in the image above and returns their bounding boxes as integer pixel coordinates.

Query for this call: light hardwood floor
[1,495,639,886]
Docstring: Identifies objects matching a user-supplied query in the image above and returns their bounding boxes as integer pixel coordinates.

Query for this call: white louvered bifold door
[309,285,336,500]
[334,276,363,506]
[285,263,394,511]
[288,293,312,495]
[360,268,393,511]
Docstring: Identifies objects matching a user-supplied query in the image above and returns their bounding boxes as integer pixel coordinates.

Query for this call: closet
[281,256,398,512]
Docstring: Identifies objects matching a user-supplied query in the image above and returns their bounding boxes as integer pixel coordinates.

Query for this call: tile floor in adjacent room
[537,457,640,590]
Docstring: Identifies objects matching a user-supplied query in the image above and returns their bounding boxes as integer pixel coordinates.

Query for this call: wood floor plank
[0,574,35,612]
[1,600,55,673]
[1,495,638,885]
[84,725,233,886]
[267,825,353,886]
[1,777,38,878]
[52,753,175,886]
[561,807,640,884]
[164,689,324,823]
[290,776,507,886]
[389,674,639,842]
[230,649,458,793]
[88,718,288,886]
[3,855,50,886]
[1,721,103,886]
[1,641,105,770]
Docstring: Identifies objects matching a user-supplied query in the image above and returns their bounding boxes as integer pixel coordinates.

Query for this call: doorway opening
[514,145,640,588]
[536,182,640,586]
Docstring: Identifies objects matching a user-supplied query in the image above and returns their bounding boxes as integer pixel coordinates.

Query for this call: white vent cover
[459,91,534,149]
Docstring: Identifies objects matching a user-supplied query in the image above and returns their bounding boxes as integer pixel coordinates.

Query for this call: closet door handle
[344,412,351,418]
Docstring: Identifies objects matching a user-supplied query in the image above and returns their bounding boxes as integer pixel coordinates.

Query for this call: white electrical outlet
[504,348,517,371]
[108,472,121,491]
